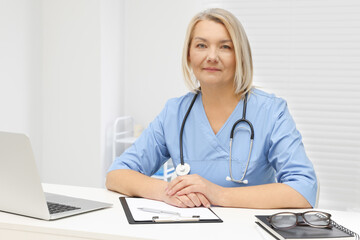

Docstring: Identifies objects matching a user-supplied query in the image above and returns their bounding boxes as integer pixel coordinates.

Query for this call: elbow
[292,193,313,209]
[105,171,116,191]
[298,199,312,209]
[105,169,131,195]
[281,183,313,209]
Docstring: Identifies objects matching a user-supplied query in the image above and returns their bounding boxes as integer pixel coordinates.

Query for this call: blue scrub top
[108,89,318,207]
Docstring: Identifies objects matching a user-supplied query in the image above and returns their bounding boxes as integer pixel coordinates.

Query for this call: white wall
[123,0,203,127]
[42,0,124,187]
[0,0,42,166]
[100,0,125,184]
[42,0,102,187]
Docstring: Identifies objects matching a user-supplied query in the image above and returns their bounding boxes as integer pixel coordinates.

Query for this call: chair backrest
[112,116,135,161]
[314,176,320,208]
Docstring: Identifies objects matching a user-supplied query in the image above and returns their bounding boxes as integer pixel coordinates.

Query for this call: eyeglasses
[267,211,332,230]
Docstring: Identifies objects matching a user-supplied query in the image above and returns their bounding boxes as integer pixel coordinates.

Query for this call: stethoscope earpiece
[226,176,249,184]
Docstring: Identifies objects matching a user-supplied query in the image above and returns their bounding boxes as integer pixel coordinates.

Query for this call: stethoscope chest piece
[176,163,191,176]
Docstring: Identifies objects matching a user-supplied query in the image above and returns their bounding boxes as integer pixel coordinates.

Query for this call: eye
[196,43,207,49]
[221,45,232,50]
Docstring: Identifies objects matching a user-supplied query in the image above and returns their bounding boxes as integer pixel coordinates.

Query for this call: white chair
[112,116,136,162]
[152,160,175,182]
[315,176,320,208]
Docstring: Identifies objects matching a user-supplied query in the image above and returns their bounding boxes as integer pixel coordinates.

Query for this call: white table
[0,183,359,240]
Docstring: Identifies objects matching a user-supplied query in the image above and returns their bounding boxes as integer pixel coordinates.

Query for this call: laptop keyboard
[47,202,81,214]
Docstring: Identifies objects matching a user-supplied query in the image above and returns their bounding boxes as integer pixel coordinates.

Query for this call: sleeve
[268,98,318,207]
[107,102,171,176]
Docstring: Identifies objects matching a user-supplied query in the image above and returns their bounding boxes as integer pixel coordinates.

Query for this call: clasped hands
[162,174,221,208]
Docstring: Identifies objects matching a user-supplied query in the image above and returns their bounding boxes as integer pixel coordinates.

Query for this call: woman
[106,8,317,209]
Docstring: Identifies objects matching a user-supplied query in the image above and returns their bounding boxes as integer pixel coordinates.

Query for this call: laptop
[0,131,112,220]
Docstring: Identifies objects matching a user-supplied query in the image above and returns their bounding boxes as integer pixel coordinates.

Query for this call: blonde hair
[182,8,253,96]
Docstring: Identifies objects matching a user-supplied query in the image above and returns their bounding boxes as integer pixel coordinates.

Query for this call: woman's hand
[162,191,211,208]
[165,174,223,206]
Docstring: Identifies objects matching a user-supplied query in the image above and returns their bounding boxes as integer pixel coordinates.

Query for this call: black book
[255,215,358,240]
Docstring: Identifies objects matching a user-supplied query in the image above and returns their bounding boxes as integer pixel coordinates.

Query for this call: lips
[203,67,221,72]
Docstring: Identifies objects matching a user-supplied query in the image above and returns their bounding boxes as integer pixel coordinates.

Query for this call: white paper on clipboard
[125,198,220,221]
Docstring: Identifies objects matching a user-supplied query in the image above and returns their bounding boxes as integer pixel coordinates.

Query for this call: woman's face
[188,20,236,90]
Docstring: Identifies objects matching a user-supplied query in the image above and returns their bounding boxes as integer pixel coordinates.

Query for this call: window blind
[203,0,360,212]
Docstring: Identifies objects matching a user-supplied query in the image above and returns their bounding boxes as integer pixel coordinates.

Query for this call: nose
[206,48,219,63]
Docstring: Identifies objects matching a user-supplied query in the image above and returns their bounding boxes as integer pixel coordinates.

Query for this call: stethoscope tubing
[230,92,254,139]
[179,91,199,166]
[230,119,254,139]
[228,138,253,184]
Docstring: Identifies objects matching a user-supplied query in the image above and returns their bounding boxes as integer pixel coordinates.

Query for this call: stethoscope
[175,91,254,184]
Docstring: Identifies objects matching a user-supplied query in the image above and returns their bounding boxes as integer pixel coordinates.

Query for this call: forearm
[216,183,311,209]
[106,169,167,201]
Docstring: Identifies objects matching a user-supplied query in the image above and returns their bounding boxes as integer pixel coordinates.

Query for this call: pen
[137,207,180,216]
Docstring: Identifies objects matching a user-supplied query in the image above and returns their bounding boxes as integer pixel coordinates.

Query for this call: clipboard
[120,197,223,224]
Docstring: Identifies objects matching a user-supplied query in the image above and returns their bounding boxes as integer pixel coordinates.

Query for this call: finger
[176,176,210,196]
[196,193,211,208]
[166,194,187,208]
[176,195,195,208]
[175,187,210,207]
[174,196,189,208]
[167,179,190,196]
[172,196,187,208]
[166,177,182,191]
[166,177,184,195]
[176,185,200,196]
[187,193,201,207]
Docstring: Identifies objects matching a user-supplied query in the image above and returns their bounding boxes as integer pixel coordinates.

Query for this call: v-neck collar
[196,92,244,153]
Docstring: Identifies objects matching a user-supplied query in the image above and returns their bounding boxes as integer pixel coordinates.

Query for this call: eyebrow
[193,37,233,44]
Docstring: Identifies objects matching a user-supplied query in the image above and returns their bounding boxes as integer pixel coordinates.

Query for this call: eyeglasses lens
[303,212,330,226]
[271,213,297,228]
